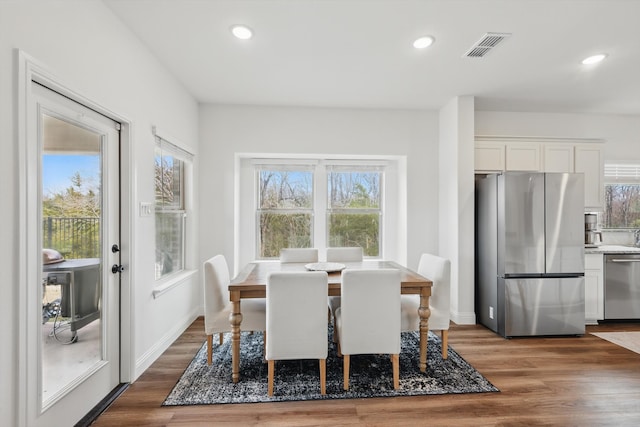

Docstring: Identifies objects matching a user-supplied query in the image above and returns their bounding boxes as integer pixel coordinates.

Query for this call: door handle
[111,264,125,274]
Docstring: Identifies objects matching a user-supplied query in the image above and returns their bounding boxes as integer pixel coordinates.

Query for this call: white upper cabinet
[475,142,505,172]
[575,144,604,209]
[543,144,574,173]
[505,143,541,171]
[475,136,605,209]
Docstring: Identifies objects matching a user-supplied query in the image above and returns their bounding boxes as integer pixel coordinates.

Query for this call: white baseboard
[451,310,476,325]
[133,306,200,381]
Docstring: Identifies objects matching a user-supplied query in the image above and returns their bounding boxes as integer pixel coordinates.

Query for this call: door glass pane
[41,113,103,403]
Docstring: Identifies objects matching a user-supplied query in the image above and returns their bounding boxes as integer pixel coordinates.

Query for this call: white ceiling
[104,0,640,115]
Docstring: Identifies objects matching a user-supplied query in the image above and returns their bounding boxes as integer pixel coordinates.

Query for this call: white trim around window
[235,153,406,270]
[152,125,197,296]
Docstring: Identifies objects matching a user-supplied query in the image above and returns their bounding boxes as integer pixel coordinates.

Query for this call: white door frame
[16,49,133,427]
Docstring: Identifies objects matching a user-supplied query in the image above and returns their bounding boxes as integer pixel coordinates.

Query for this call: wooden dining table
[228,260,433,383]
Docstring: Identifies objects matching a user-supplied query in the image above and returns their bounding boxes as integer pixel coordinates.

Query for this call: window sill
[152,269,197,299]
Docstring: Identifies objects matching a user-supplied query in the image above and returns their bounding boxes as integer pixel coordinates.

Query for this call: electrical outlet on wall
[489,306,494,319]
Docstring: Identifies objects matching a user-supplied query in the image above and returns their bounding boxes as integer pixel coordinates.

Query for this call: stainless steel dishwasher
[604,253,640,319]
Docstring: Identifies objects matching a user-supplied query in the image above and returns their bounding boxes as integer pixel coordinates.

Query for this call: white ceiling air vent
[464,32,512,58]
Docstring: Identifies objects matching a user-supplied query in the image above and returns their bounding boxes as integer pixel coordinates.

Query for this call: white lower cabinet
[584,253,604,324]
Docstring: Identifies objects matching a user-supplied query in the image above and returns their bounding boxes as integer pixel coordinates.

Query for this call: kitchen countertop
[585,245,640,254]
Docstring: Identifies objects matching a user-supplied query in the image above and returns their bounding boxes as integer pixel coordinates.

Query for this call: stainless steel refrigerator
[475,172,585,337]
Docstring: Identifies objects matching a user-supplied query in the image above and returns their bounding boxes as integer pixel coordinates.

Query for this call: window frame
[154,134,193,281]
[326,166,384,256]
[255,165,316,258]
[602,163,640,230]
[250,158,389,260]
[237,154,405,271]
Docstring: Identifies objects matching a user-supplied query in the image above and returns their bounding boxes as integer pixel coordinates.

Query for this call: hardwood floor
[92,318,640,426]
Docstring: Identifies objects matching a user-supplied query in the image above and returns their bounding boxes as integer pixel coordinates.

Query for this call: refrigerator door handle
[503,273,584,279]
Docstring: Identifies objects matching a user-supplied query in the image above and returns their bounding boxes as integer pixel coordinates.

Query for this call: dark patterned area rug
[163,329,498,405]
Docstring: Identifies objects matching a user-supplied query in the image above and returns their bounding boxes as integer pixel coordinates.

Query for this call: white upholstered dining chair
[266,271,329,396]
[326,247,363,340]
[326,247,363,263]
[203,255,266,365]
[335,268,401,390]
[279,248,319,263]
[400,253,451,358]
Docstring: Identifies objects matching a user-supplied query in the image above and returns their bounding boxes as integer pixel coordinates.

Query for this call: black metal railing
[43,217,100,259]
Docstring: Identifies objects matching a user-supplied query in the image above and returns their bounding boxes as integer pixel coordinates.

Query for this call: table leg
[230,293,242,383]
[418,289,431,372]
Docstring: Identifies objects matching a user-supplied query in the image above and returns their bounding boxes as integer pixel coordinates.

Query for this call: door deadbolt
[111,244,120,253]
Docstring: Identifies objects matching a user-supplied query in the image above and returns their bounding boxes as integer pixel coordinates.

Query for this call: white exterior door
[26,82,121,426]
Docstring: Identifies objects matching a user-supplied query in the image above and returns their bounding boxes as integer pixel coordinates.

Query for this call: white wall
[198,105,439,275]
[439,96,476,325]
[1,1,200,425]
[475,111,640,162]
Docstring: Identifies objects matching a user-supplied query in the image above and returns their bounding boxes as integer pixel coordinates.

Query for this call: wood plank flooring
[92,318,640,426]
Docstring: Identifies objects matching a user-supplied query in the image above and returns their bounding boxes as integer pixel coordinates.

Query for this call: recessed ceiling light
[582,54,607,65]
[230,25,253,40]
[413,36,435,49]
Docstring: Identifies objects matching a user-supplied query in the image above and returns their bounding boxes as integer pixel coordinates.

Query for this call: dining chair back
[203,255,266,365]
[326,247,364,341]
[279,248,319,263]
[326,247,363,262]
[266,271,329,396]
[335,268,401,390]
[400,253,451,358]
